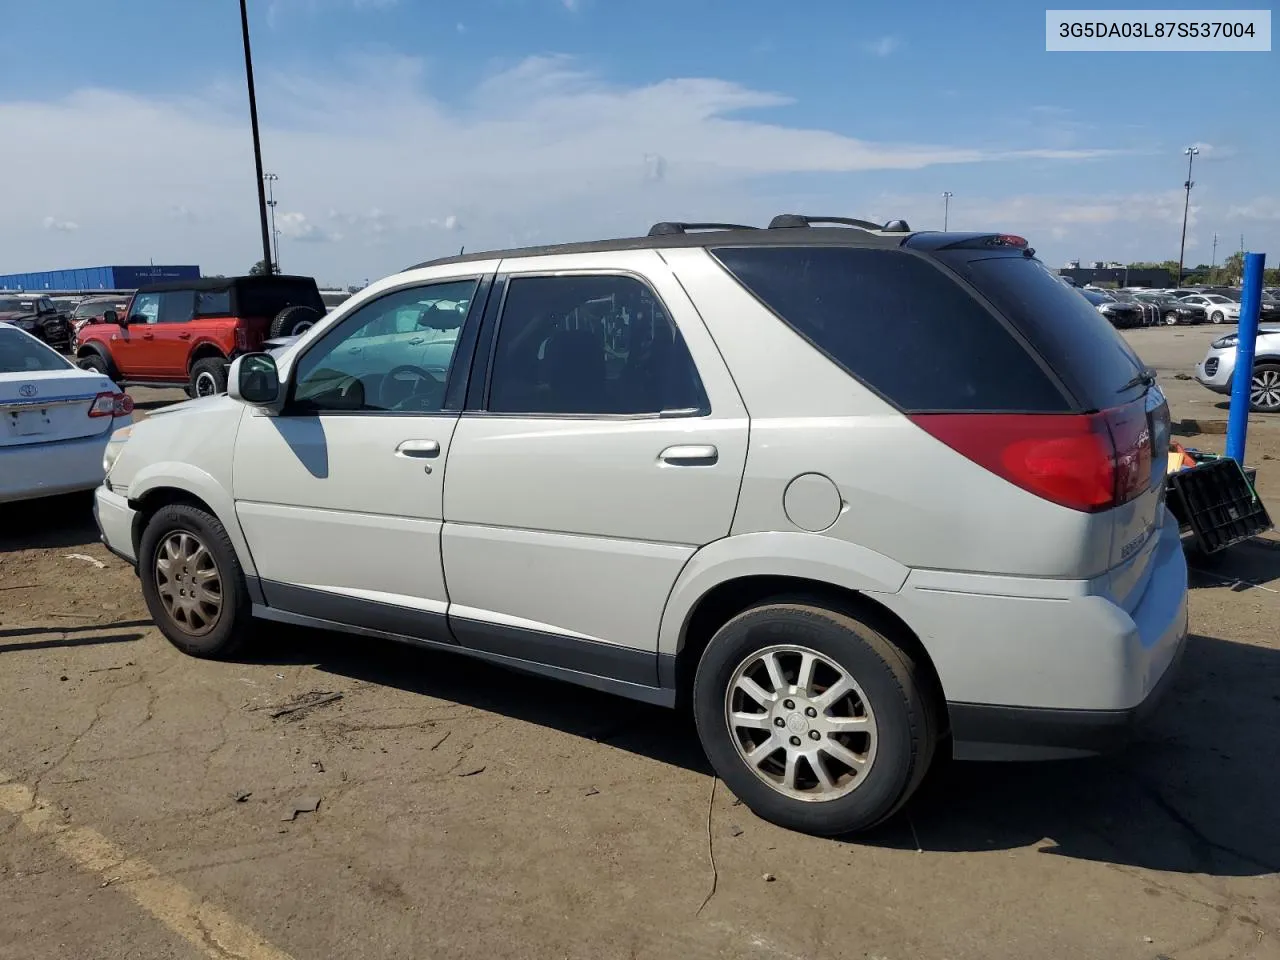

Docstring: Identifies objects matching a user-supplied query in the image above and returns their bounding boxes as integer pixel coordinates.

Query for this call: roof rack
[767,214,913,234]
[646,221,758,237]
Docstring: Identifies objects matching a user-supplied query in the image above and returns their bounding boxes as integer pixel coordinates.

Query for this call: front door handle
[396,439,441,459]
[407,336,425,345]
[659,444,718,466]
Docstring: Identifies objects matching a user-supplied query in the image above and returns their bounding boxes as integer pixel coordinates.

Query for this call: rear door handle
[396,439,441,459]
[659,444,718,466]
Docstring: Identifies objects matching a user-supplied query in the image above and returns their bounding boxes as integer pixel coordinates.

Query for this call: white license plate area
[4,407,52,437]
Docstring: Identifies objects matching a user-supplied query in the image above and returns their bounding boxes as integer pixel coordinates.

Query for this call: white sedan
[0,325,134,504]
[1179,294,1241,325]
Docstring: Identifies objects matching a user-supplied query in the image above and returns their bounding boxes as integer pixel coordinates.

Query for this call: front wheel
[693,602,937,837]
[1164,312,1179,326]
[138,504,252,658]
[1211,311,1226,324]
[1252,363,1280,413]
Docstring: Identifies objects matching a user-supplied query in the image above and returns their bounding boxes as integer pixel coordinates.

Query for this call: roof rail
[768,214,912,233]
[646,221,758,237]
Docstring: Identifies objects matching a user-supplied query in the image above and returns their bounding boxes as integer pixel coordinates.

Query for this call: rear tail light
[89,391,134,418]
[911,399,1153,513]
[235,326,249,351]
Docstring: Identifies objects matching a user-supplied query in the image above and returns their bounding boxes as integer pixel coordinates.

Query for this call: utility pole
[1176,145,1199,287]
[942,191,953,231]
[264,173,281,272]
[239,0,274,276]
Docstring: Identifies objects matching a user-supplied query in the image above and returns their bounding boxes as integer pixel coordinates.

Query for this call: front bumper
[93,484,138,566]
[1194,350,1235,395]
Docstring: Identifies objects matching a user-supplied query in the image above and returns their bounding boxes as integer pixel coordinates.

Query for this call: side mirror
[228,353,282,410]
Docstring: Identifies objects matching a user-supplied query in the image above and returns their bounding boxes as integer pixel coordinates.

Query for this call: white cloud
[864,36,901,57]
[0,56,1208,283]
[1227,196,1280,220]
[42,216,79,232]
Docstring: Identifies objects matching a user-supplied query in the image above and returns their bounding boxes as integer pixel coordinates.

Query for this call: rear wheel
[138,504,252,658]
[1252,363,1280,413]
[1164,311,1179,326]
[693,601,937,836]
[189,358,228,398]
[270,305,322,339]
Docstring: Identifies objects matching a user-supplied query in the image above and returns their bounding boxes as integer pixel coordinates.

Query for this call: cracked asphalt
[1,326,1279,960]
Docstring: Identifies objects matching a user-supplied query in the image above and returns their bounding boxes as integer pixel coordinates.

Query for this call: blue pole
[1224,251,1267,464]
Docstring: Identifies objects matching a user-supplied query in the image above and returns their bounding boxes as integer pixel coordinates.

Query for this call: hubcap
[725,645,877,802]
[1252,369,1280,411]
[195,371,218,397]
[154,531,222,636]
[1212,312,1225,324]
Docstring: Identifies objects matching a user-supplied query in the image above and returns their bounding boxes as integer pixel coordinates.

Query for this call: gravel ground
[1,327,1278,960]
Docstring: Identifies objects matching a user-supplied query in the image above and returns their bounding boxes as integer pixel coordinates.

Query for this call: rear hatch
[928,244,1170,607]
[0,368,120,447]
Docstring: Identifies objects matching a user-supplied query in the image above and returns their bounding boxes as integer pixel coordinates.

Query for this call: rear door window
[239,279,325,318]
[711,246,1069,413]
[936,252,1146,409]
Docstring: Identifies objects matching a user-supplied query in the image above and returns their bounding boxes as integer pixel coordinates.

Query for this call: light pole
[264,173,281,272]
[1176,145,1199,287]
[942,191,953,231]
[239,0,274,276]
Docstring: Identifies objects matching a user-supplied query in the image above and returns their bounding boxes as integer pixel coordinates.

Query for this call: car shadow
[0,631,145,654]
[1185,535,1280,591]
[244,624,1278,877]
[0,493,99,551]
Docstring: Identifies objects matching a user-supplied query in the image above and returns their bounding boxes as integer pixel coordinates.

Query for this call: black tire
[77,352,113,378]
[138,504,252,659]
[270,305,322,339]
[693,602,937,837]
[189,357,228,398]
[1251,362,1280,414]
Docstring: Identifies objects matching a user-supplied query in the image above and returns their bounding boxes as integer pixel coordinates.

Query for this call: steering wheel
[381,364,445,411]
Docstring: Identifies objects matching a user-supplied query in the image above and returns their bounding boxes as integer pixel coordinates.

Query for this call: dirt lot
[2,326,1279,960]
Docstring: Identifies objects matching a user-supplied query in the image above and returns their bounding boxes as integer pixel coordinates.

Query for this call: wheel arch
[187,341,229,375]
[75,341,120,380]
[659,533,947,723]
[126,466,258,580]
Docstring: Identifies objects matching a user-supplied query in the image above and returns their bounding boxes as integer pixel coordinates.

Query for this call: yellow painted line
[0,770,294,960]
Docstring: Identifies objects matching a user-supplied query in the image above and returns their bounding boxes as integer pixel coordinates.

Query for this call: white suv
[94,217,1189,836]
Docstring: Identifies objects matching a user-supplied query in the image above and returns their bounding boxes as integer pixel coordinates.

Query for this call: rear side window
[196,290,231,316]
[939,253,1145,409]
[712,246,1069,412]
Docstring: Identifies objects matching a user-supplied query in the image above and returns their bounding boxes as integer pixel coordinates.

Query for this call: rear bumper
[878,517,1190,761]
[93,485,138,565]
[0,431,112,504]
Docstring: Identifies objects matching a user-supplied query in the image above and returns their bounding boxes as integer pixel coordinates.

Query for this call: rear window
[711,246,1070,413]
[0,327,72,372]
[937,253,1145,409]
[237,279,324,318]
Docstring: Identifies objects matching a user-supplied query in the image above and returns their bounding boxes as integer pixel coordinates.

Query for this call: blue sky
[1,0,1275,285]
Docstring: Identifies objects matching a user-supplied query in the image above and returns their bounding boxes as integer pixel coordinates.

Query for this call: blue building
[0,265,201,291]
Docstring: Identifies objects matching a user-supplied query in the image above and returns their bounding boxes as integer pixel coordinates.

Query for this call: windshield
[1082,290,1113,305]
[0,327,73,372]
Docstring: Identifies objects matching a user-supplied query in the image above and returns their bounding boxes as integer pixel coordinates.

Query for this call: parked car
[1195,325,1280,413]
[95,218,1187,837]
[1179,294,1241,325]
[1081,288,1144,328]
[320,290,352,313]
[1132,292,1206,325]
[1109,291,1160,326]
[69,296,131,350]
[75,275,326,397]
[1163,288,1205,299]
[0,324,133,503]
[0,295,72,352]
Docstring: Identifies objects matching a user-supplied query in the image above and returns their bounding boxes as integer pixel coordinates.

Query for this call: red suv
[76,276,325,397]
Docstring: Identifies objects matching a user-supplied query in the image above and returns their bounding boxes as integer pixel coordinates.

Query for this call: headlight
[1211,335,1238,349]
[103,425,133,475]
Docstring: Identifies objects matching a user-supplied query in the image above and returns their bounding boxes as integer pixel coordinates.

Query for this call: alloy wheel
[725,645,877,802]
[1252,368,1280,412]
[154,531,223,636]
[194,371,219,397]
